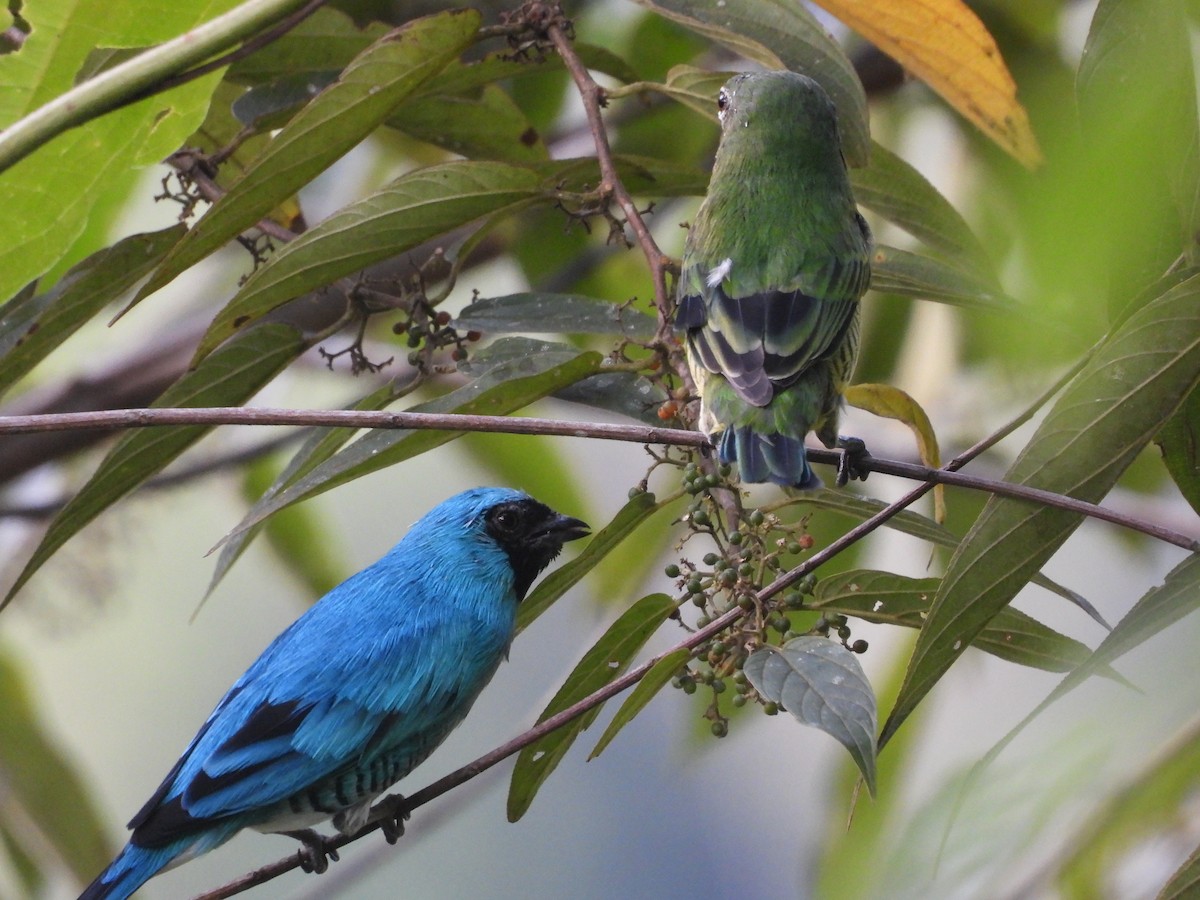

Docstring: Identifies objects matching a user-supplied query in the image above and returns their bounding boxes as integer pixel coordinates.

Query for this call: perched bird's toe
[377,794,411,845]
[834,436,871,486]
[285,829,339,874]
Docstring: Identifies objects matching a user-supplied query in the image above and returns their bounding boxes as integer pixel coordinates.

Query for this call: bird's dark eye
[489,506,521,534]
[716,89,730,118]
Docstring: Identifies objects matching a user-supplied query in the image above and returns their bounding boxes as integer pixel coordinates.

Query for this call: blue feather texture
[80,487,588,899]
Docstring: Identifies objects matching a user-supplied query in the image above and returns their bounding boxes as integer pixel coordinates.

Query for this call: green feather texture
[676,71,871,488]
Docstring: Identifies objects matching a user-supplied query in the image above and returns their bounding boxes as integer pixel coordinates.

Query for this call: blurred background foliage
[1,0,1199,897]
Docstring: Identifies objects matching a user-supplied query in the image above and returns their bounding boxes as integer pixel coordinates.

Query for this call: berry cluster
[662,461,866,737]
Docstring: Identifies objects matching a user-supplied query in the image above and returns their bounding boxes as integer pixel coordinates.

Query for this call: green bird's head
[686,70,866,298]
[713,70,846,173]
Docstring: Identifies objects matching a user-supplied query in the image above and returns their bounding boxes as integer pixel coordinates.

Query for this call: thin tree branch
[0,407,707,445]
[543,13,674,338]
[0,0,318,173]
[1,407,1193,549]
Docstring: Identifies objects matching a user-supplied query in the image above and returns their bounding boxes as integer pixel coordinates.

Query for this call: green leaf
[388,84,549,163]
[555,372,667,426]
[851,142,991,270]
[1045,553,1200,708]
[1158,842,1200,900]
[799,491,1108,629]
[0,226,183,399]
[589,647,692,760]
[518,490,664,631]
[456,292,656,340]
[0,0,239,302]
[193,160,550,360]
[2,323,307,608]
[1157,383,1200,517]
[221,343,603,547]
[0,644,112,884]
[226,7,390,84]
[1077,0,1199,292]
[967,553,1200,838]
[810,570,1108,675]
[744,637,878,795]
[507,592,676,822]
[229,70,339,130]
[415,43,641,97]
[619,64,733,119]
[880,273,1200,749]
[801,488,953,546]
[631,0,869,166]
[870,245,1015,312]
[534,154,708,199]
[133,9,482,309]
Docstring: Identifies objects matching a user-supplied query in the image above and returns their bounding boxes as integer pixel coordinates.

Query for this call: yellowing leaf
[816,0,1042,168]
[844,382,945,522]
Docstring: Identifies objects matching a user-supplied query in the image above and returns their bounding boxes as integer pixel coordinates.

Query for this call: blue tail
[79,842,186,900]
[719,427,821,489]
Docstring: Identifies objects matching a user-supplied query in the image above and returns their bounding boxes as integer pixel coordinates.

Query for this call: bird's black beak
[541,513,590,545]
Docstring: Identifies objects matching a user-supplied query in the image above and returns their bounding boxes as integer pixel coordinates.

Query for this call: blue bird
[80,487,588,900]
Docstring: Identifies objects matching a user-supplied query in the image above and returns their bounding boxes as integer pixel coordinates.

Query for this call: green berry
[763,702,779,716]
[664,563,681,578]
[711,721,728,737]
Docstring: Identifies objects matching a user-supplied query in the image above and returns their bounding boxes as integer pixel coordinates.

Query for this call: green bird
[676,71,872,489]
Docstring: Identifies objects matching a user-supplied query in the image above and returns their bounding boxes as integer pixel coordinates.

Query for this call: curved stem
[0,0,316,173]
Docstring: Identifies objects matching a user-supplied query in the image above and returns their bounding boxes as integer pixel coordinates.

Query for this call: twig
[0,407,1193,549]
[543,14,674,339]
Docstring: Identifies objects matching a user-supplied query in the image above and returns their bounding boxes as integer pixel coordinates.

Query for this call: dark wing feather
[682,283,857,408]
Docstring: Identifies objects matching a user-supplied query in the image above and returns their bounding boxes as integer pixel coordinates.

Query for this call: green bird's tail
[719,426,820,490]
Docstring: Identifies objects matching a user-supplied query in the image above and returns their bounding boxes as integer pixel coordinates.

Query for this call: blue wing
[128,561,507,847]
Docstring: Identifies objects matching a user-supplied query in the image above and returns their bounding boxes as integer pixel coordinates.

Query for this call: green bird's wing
[677,214,870,409]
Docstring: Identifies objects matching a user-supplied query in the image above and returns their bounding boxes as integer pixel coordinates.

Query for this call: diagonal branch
[0,0,320,173]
